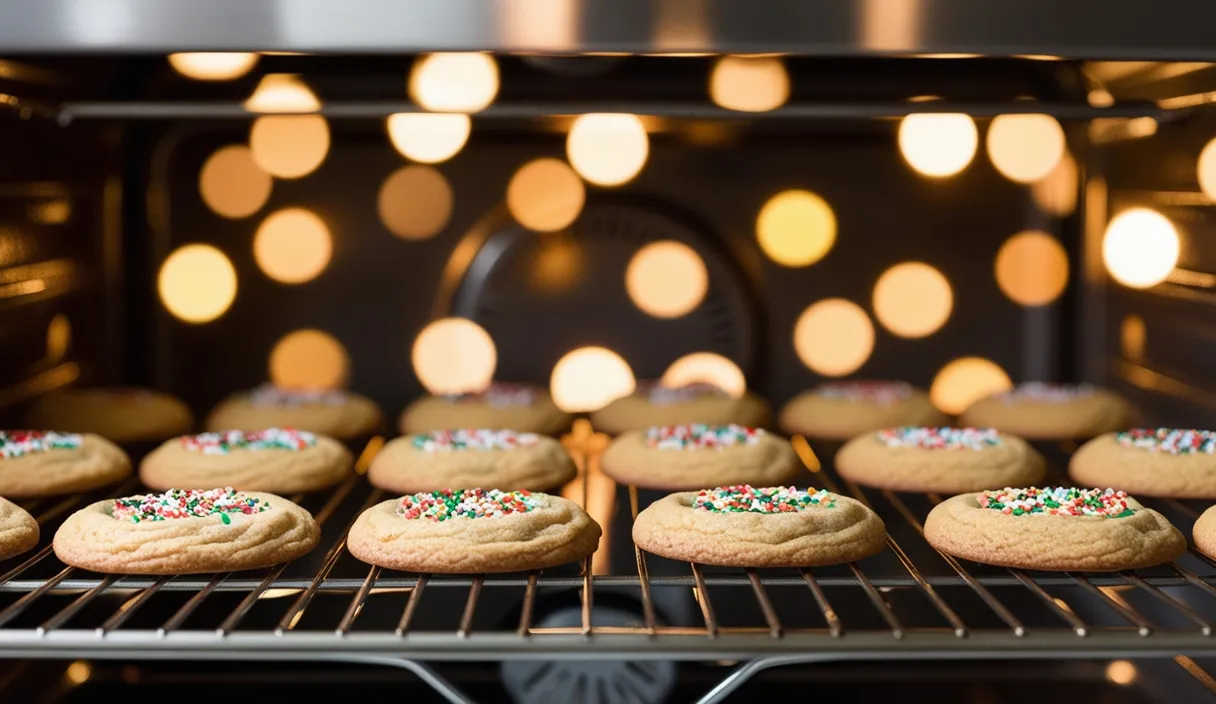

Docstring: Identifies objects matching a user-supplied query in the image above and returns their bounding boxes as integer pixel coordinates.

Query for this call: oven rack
[3,436,1216,704]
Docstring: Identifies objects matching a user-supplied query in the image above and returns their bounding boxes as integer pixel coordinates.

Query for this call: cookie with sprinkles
[24,387,194,443]
[347,489,601,573]
[0,431,130,499]
[961,383,1134,440]
[632,485,886,567]
[925,487,1184,571]
[1070,428,1216,499]
[600,424,802,491]
[778,380,947,441]
[368,429,577,493]
[836,426,1044,494]
[399,383,572,436]
[590,381,771,435]
[206,384,383,440]
[0,497,39,561]
[140,428,353,494]
[53,488,319,575]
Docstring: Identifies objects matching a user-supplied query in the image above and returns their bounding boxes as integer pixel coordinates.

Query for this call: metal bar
[1123,571,1212,635]
[0,566,71,627]
[517,572,538,637]
[745,569,783,638]
[1171,561,1216,602]
[33,492,93,525]
[849,562,904,639]
[581,556,593,637]
[336,566,381,636]
[98,576,172,634]
[217,566,287,636]
[628,485,658,635]
[458,576,483,638]
[396,575,428,636]
[36,575,116,634]
[800,569,842,637]
[690,563,719,639]
[1009,570,1088,636]
[312,475,363,527]
[1177,655,1216,695]
[1069,574,1152,636]
[160,573,229,634]
[0,545,53,586]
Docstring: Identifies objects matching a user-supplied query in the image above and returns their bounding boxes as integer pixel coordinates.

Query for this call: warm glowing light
[158,244,237,323]
[377,165,454,241]
[995,231,1070,306]
[531,235,583,293]
[269,329,349,390]
[661,353,746,398]
[930,357,1012,415]
[625,240,708,318]
[412,318,497,395]
[872,262,953,338]
[1088,88,1115,108]
[550,346,636,412]
[199,145,273,218]
[507,157,586,232]
[1121,314,1146,361]
[756,190,837,267]
[169,53,258,81]
[987,114,1067,183]
[409,53,500,113]
[1102,208,1180,289]
[566,113,650,187]
[386,113,471,164]
[249,115,330,179]
[65,661,92,685]
[1197,138,1216,201]
[253,208,332,284]
[793,299,874,377]
[897,113,978,177]
[1105,660,1138,686]
[29,199,72,225]
[47,314,71,361]
[1031,151,1078,217]
[709,56,789,112]
[245,74,320,113]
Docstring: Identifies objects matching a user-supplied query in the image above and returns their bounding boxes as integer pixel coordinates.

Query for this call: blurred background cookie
[399,382,571,436]
[0,431,130,498]
[24,387,193,443]
[1071,428,1216,498]
[960,382,1134,440]
[0,497,39,561]
[778,380,946,440]
[590,381,770,435]
[601,424,800,490]
[206,383,383,440]
[368,429,576,493]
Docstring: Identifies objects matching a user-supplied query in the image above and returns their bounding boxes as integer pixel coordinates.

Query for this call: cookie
[368,429,577,493]
[600,424,802,491]
[590,382,771,435]
[836,427,1045,494]
[346,489,601,573]
[1191,504,1216,560]
[778,381,947,440]
[924,487,1185,571]
[400,383,572,436]
[206,384,383,440]
[0,431,131,498]
[960,383,1134,440]
[1070,429,1216,499]
[0,497,39,561]
[24,387,193,443]
[632,485,886,567]
[53,487,319,575]
[140,428,353,494]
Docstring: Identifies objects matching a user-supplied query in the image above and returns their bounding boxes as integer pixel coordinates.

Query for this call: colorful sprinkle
[397,488,538,521]
[999,382,1095,403]
[180,428,317,454]
[977,487,1134,518]
[878,426,1001,450]
[816,381,912,404]
[443,383,538,407]
[0,430,82,458]
[646,424,763,450]
[646,381,729,405]
[246,383,346,408]
[410,429,540,452]
[1116,428,1216,455]
[693,485,835,513]
[111,488,270,523]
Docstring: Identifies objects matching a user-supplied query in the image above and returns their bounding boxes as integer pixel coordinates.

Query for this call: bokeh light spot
[930,357,1012,415]
[386,113,471,164]
[412,318,497,395]
[377,165,454,241]
[1102,208,1180,289]
[709,56,790,112]
[507,157,586,232]
[253,207,332,284]
[249,115,330,179]
[898,113,978,177]
[756,190,837,267]
[661,352,746,398]
[550,346,636,413]
[987,114,1066,183]
[995,231,1070,306]
[199,145,272,219]
[793,299,874,376]
[872,262,953,337]
[270,329,350,390]
[566,113,650,187]
[409,53,500,113]
[625,241,708,318]
[157,244,237,324]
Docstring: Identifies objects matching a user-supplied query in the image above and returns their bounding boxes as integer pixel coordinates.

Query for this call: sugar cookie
[25,387,193,443]
[346,489,601,573]
[591,382,771,435]
[924,487,1185,571]
[141,428,353,494]
[0,497,38,561]
[601,425,801,490]
[1070,429,1216,499]
[0,431,131,498]
[632,485,886,567]
[778,381,947,440]
[400,383,572,436]
[206,384,383,440]
[1191,505,1216,561]
[368,429,577,493]
[960,383,1134,440]
[836,426,1045,494]
[53,488,319,575]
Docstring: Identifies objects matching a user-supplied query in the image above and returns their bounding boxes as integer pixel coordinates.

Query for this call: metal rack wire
[3,434,1216,704]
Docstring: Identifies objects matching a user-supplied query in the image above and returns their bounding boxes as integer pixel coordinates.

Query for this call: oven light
[898,113,978,178]
[387,113,471,164]
[1105,660,1138,686]
[1102,208,1180,289]
[409,53,499,113]
[169,52,258,81]
[709,56,790,113]
[567,114,650,187]
[987,114,1066,183]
